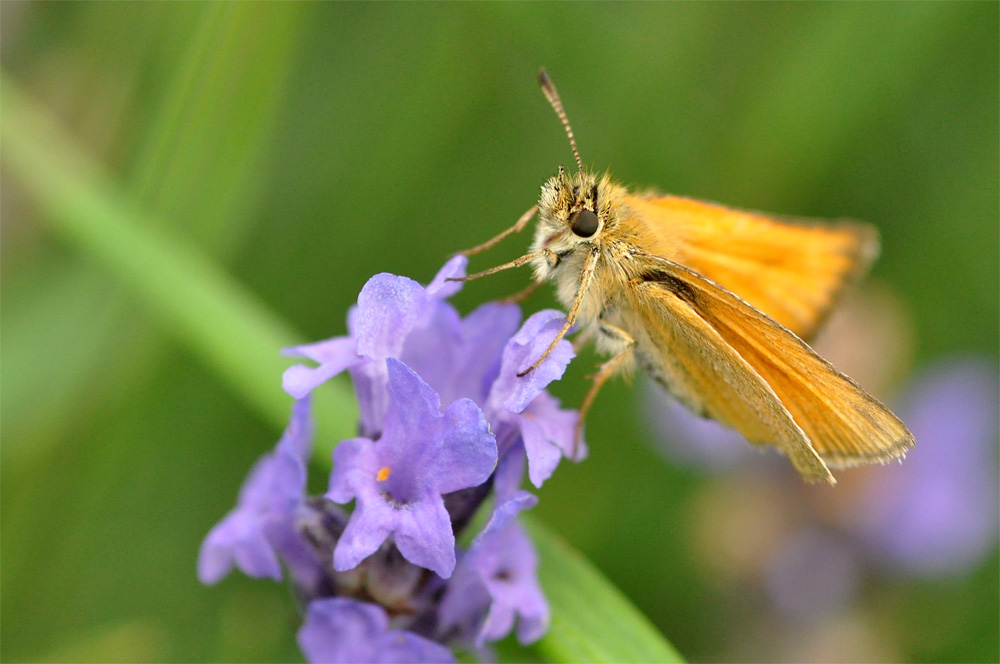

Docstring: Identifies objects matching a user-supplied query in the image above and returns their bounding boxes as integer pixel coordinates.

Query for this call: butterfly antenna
[538,68,584,173]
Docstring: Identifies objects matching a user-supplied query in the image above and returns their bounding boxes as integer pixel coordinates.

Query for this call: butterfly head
[535,167,627,255]
[540,165,600,234]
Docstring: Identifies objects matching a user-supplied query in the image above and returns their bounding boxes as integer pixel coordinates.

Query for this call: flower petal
[355,274,429,361]
[403,302,518,406]
[439,494,546,647]
[298,598,456,664]
[472,491,538,547]
[378,632,457,664]
[479,602,517,647]
[445,303,521,403]
[198,511,282,584]
[519,413,565,489]
[425,254,468,300]
[493,442,527,503]
[282,337,360,399]
[199,400,312,585]
[327,437,375,504]
[518,392,583,487]
[436,552,491,644]
[478,519,548,646]
[382,358,443,444]
[330,360,497,577]
[488,310,575,414]
[394,493,457,578]
[298,598,383,663]
[276,396,314,469]
[430,397,497,495]
[467,493,548,646]
[396,304,464,404]
[333,497,395,572]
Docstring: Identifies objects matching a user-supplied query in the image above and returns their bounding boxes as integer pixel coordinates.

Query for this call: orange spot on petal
[376,466,391,482]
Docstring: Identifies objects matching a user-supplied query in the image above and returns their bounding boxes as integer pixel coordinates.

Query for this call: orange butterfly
[454,69,913,484]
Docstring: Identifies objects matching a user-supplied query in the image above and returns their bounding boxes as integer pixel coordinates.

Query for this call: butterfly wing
[623,253,913,481]
[618,260,833,483]
[626,194,877,341]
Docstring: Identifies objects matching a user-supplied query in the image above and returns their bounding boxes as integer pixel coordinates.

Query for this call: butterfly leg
[455,205,538,257]
[447,248,557,283]
[575,322,636,455]
[499,279,544,304]
[517,247,600,377]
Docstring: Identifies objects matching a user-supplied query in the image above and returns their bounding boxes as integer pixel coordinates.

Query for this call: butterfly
[453,69,913,484]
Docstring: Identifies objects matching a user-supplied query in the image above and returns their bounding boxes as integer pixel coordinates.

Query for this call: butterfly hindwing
[617,260,834,483]
[624,254,913,478]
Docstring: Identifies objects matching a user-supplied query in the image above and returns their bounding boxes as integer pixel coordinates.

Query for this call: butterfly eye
[569,209,600,238]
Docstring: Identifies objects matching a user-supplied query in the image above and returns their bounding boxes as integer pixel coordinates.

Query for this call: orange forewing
[627,195,878,341]
[629,254,913,475]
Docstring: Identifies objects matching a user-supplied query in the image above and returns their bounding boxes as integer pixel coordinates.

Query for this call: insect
[453,69,913,484]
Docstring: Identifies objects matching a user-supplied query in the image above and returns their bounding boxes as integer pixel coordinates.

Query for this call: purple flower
[327,358,497,578]
[856,358,999,576]
[486,310,584,487]
[487,310,574,416]
[198,398,317,585]
[404,301,516,407]
[515,391,585,488]
[298,598,456,664]
[283,256,519,437]
[283,336,359,403]
[202,258,590,661]
[763,528,862,621]
[438,492,548,647]
[283,257,580,488]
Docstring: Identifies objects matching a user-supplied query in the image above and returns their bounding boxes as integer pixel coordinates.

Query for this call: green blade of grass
[0,72,354,445]
[529,518,685,663]
[1,72,683,664]
[2,5,305,469]
[129,2,301,244]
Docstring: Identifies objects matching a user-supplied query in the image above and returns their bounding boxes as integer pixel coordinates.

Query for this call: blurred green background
[2,2,997,662]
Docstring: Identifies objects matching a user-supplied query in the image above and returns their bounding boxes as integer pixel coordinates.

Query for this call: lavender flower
[438,491,549,648]
[856,358,999,576]
[283,256,581,485]
[298,598,456,664]
[282,257,513,436]
[198,398,319,587]
[202,258,584,662]
[763,528,861,621]
[486,309,585,488]
[328,358,496,578]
